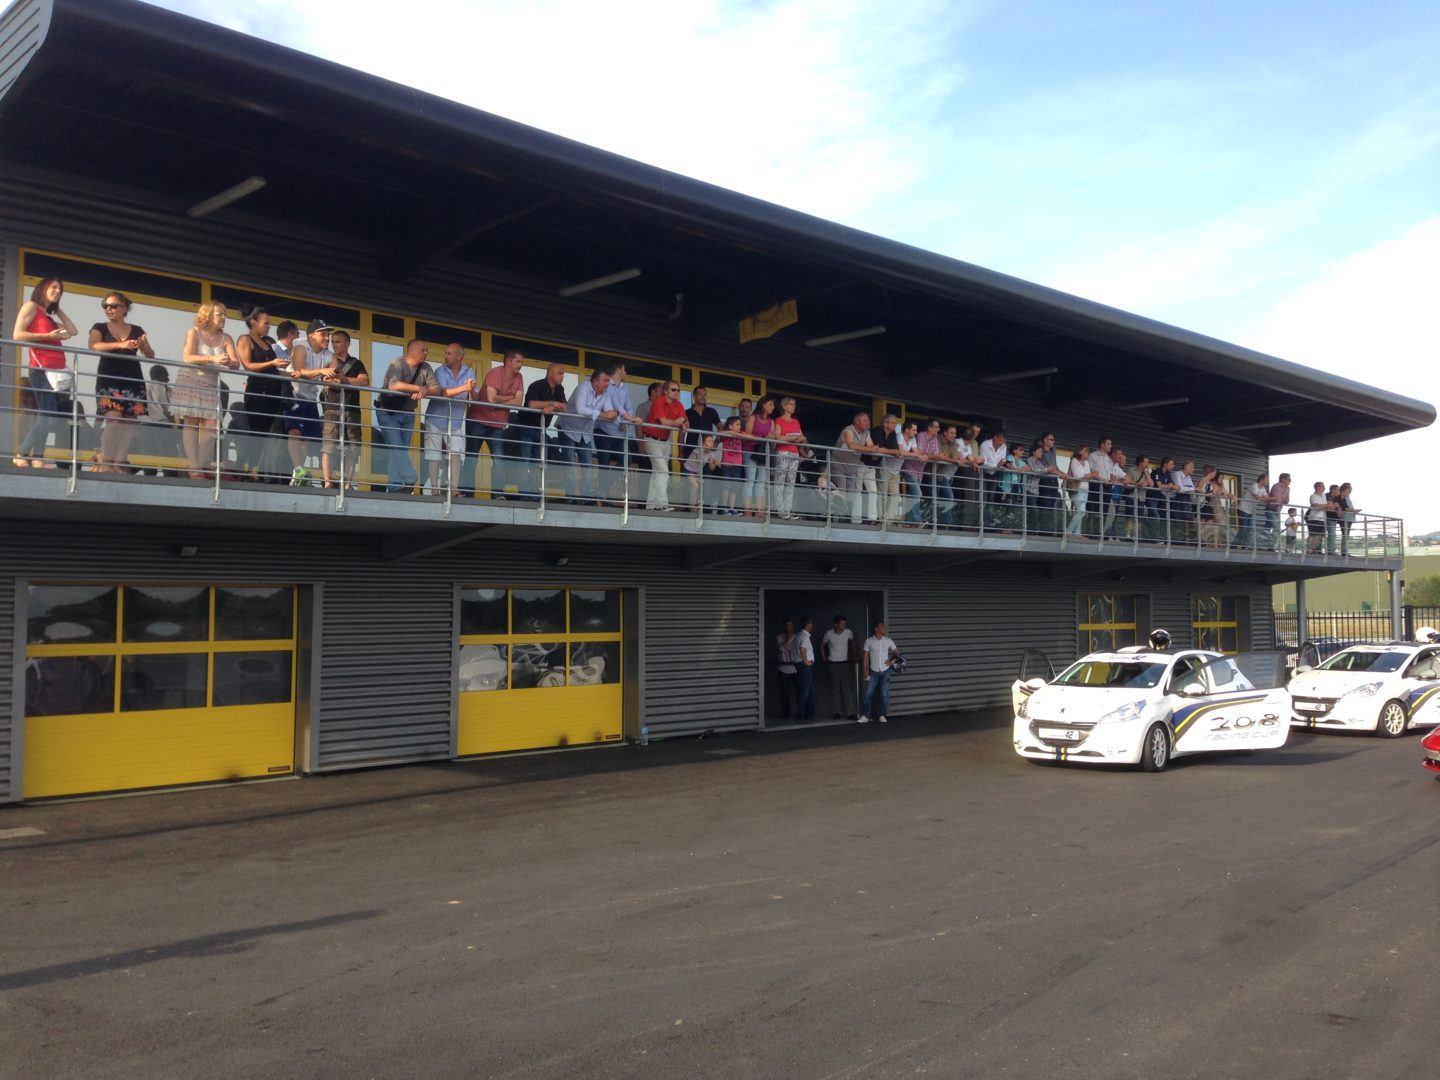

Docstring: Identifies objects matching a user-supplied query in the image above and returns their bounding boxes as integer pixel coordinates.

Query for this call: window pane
[121,653,207,711]
[1087,630,1114,653]
[570,590,620,632]
[510,642,565,689]
[215,587,293,641]
[1221,596,1238,621]
[513,590,565,635]
[1087,595,1109,624]
[25,656,115,716]
[461,589,509,636]
[27,585,117,645]
[570,642,620,685]
[213,651,292,706]
[459,644,509,691]
[1116,626,1139,648]
[1114,595,1136,624]
[123,586,209,643]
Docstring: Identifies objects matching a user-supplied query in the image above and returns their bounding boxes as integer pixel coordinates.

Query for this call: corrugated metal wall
[0,176,1270,483]
[0,575,15,802]
[0,516,1278,798]
[0,0,48,107]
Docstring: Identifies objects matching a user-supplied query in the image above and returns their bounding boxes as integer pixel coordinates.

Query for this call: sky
[153,0,1440,531]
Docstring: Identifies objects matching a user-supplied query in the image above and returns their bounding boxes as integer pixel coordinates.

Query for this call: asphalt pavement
[2,711,1437,1079]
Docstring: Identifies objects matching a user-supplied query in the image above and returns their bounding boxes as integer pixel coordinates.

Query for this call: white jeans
[846,465,877,523]
[773,453,800,516]
[644,437,672,509]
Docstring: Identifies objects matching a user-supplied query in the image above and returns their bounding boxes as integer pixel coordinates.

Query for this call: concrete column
[1294,578,1308,649]
[1389,570,1404,641]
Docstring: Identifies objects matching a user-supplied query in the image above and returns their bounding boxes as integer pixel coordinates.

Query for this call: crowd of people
[9,280,1368,556]
[773,616,902,725]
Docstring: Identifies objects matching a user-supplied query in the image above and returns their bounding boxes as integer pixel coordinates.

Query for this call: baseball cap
[307,318,334,334]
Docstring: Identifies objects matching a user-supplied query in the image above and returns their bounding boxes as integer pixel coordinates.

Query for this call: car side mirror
[1024,677,1047,691]
[1293,664,1311,675]
[1174,678,1206,696]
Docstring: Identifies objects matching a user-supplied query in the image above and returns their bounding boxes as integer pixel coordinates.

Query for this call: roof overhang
[0,0,1432,454]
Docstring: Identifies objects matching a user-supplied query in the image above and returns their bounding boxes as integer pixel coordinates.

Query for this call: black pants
[777,669,798,719]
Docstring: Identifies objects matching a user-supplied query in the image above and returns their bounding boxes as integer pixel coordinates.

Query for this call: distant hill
[1409,531,1440,546]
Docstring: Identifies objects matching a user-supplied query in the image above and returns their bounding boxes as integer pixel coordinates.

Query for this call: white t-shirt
[980,440,1007,471]
[822,627,854,661]
[796,629,815,665]
[1308,491,1328,523]
[1092,454,1118,485]
[776,632,796,674]
[1069,455,1091,497]
[289,344,332,402]
[864,634,897,673]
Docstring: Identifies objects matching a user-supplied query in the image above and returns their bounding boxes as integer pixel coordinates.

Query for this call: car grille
[1291,696,1336,718]
[1029,719,1097,748]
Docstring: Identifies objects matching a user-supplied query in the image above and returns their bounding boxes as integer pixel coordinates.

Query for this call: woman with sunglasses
[86,292,155,473]
[11,276,79,468]
[640,380,688,510]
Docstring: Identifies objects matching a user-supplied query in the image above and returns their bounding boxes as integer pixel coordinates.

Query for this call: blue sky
[155,0,1440,529]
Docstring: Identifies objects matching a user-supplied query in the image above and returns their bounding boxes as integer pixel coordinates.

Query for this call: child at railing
[716,416,745,516]
[684,433,722,512]
[1284,507,1301,552]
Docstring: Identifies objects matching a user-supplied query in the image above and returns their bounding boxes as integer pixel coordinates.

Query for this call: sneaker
[856,715,870,724]
[878,715,888,724]
[289,466,309,486]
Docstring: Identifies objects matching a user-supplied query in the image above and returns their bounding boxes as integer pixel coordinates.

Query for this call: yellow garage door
[23,583,297,798]
[457,587,623,756]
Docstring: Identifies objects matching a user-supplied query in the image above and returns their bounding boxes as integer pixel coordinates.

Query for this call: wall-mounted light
[978,366,1060,385]
[1231,420,1293,431]
[558,268,642,298]
[551,554,572,568]
[805,326,886,348]
[188,176,266,219]
[177,544,200,558]
[822,563,840,575]
[1120,396,1190,409]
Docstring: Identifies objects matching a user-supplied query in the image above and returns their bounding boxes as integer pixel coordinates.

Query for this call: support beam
[381,526,493,561]
[890,553,991,576]
[1389,570,1403,641]
[1048,558,1155,581]
[682,541,795,571]
[1295,579,1309,649]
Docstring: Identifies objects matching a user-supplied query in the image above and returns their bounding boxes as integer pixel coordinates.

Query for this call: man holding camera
[858,621,901,724]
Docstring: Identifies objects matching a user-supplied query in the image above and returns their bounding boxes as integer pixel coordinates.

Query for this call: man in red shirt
[462,348,525,499]
[642,379,688,510]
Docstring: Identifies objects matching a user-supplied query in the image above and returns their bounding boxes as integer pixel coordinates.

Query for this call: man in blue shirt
[555,366,615,502]
[423,343,476,496]
[594,361,639,504]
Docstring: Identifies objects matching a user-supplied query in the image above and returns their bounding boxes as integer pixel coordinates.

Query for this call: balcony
[1,345,1404,574]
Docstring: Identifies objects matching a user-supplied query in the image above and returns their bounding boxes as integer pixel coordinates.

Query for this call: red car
[1423,726,1440,777]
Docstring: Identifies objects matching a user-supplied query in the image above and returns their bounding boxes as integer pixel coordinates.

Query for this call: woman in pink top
[11,277,79,467]
[771,396,806,520]
[744,395,777,517]
[717,414,745,515]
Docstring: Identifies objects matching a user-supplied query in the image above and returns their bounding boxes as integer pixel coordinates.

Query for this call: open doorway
[762,588,885,725]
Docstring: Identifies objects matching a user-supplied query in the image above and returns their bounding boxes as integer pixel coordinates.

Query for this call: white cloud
[1253,217,1440,533]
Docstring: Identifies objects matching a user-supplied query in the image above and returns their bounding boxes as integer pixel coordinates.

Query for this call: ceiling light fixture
[558,268,642,298]
[804,325,886,348]
[1120,396,1191,409]
[1231,420,1293,431]
[187,176,266,219]
[978,365,1060,385]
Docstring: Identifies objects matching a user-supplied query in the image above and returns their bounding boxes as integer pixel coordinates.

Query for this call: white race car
[1288,638,1440,737]
[1012,647,1290,772]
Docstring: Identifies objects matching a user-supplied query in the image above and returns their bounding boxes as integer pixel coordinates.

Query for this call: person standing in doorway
[859,621,899,724]
[822,614,858,719]
[775,618,798,722]
[794,616,817,721]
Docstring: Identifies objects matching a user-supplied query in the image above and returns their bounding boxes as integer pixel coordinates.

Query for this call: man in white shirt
[980,429,1008,528]
[555,366,615,502]
[859,621,900,724]
[284,318,337,484]
[1090,437,1118,537]
[1307,481,1331,553]
[821,615,857,719]
[795,616,817,722]
[775,619,798,721]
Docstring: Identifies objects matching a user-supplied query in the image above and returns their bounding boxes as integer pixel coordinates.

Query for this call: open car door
[1168,652,1290,756]
[1011,649,1058,715]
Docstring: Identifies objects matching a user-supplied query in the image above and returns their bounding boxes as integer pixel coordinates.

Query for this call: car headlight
[1339,681,1384,701]
[1018,697,1030,719]
[1097,700,1147,725]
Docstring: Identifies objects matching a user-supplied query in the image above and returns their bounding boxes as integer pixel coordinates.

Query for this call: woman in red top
[11,277,79,468]
[771,396,806,520]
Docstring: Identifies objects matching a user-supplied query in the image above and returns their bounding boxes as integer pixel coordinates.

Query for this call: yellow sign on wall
[739,300,798,343]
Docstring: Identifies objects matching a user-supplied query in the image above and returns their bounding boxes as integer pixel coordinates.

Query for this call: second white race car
[1287,637,1440,737]
[1012,646,1290,772]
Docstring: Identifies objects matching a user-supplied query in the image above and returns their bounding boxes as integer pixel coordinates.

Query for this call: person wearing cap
[284,318,338,485]
[374,338,440,494]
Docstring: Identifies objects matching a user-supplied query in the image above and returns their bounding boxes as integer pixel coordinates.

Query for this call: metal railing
[0,341,1406,563]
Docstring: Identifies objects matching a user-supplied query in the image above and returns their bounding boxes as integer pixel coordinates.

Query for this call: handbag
[47,368,75,394]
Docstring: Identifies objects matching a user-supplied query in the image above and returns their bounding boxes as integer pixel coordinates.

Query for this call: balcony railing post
[212,375,222,502]
[538,423,548,521]
[696,449,704,531]
[336,400,346,511]
[621,428,631,526]
[66,353,79,496]
[444,424,454,518]
[763,440,771,533]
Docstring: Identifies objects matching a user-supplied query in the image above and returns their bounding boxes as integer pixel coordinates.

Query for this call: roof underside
[0,0,1431,454]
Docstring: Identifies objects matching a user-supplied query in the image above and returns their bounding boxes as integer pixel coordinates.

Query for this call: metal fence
[1,339,1407,565]
[1273,605,1440,647]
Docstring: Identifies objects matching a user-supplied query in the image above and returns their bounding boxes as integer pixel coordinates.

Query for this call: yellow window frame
[1078,592,1139,653]
[459,587,623,691]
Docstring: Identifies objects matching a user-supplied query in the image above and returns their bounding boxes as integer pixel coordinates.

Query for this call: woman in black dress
[87,292,155,472]
[235,304,291,480]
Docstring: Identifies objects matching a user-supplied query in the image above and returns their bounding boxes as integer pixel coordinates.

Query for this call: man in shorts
[284,318,336,484]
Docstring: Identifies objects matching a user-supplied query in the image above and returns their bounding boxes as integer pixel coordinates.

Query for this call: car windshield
[1317,650,1408,673]
[1055,661,1167,688]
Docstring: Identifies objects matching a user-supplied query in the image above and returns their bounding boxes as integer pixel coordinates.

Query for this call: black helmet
[1148,629,1172,651]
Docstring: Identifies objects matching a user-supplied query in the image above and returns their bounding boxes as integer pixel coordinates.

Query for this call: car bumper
[1012,716,1144,765]
[1289,698,1379,731]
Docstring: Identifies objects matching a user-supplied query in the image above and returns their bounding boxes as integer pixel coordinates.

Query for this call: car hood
[1289,670,1388,698]
[1027,685,1153,721]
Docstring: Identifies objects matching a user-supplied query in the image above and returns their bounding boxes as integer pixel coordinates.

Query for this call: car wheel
[1377,700,1408,738]
[1140,723,1170,772]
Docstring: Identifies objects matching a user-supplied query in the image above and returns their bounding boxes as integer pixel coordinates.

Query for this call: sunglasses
[102,302,125,310]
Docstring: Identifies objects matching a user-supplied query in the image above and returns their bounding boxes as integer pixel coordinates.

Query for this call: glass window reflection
[27,585,117,645]
[123,586,209,643]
